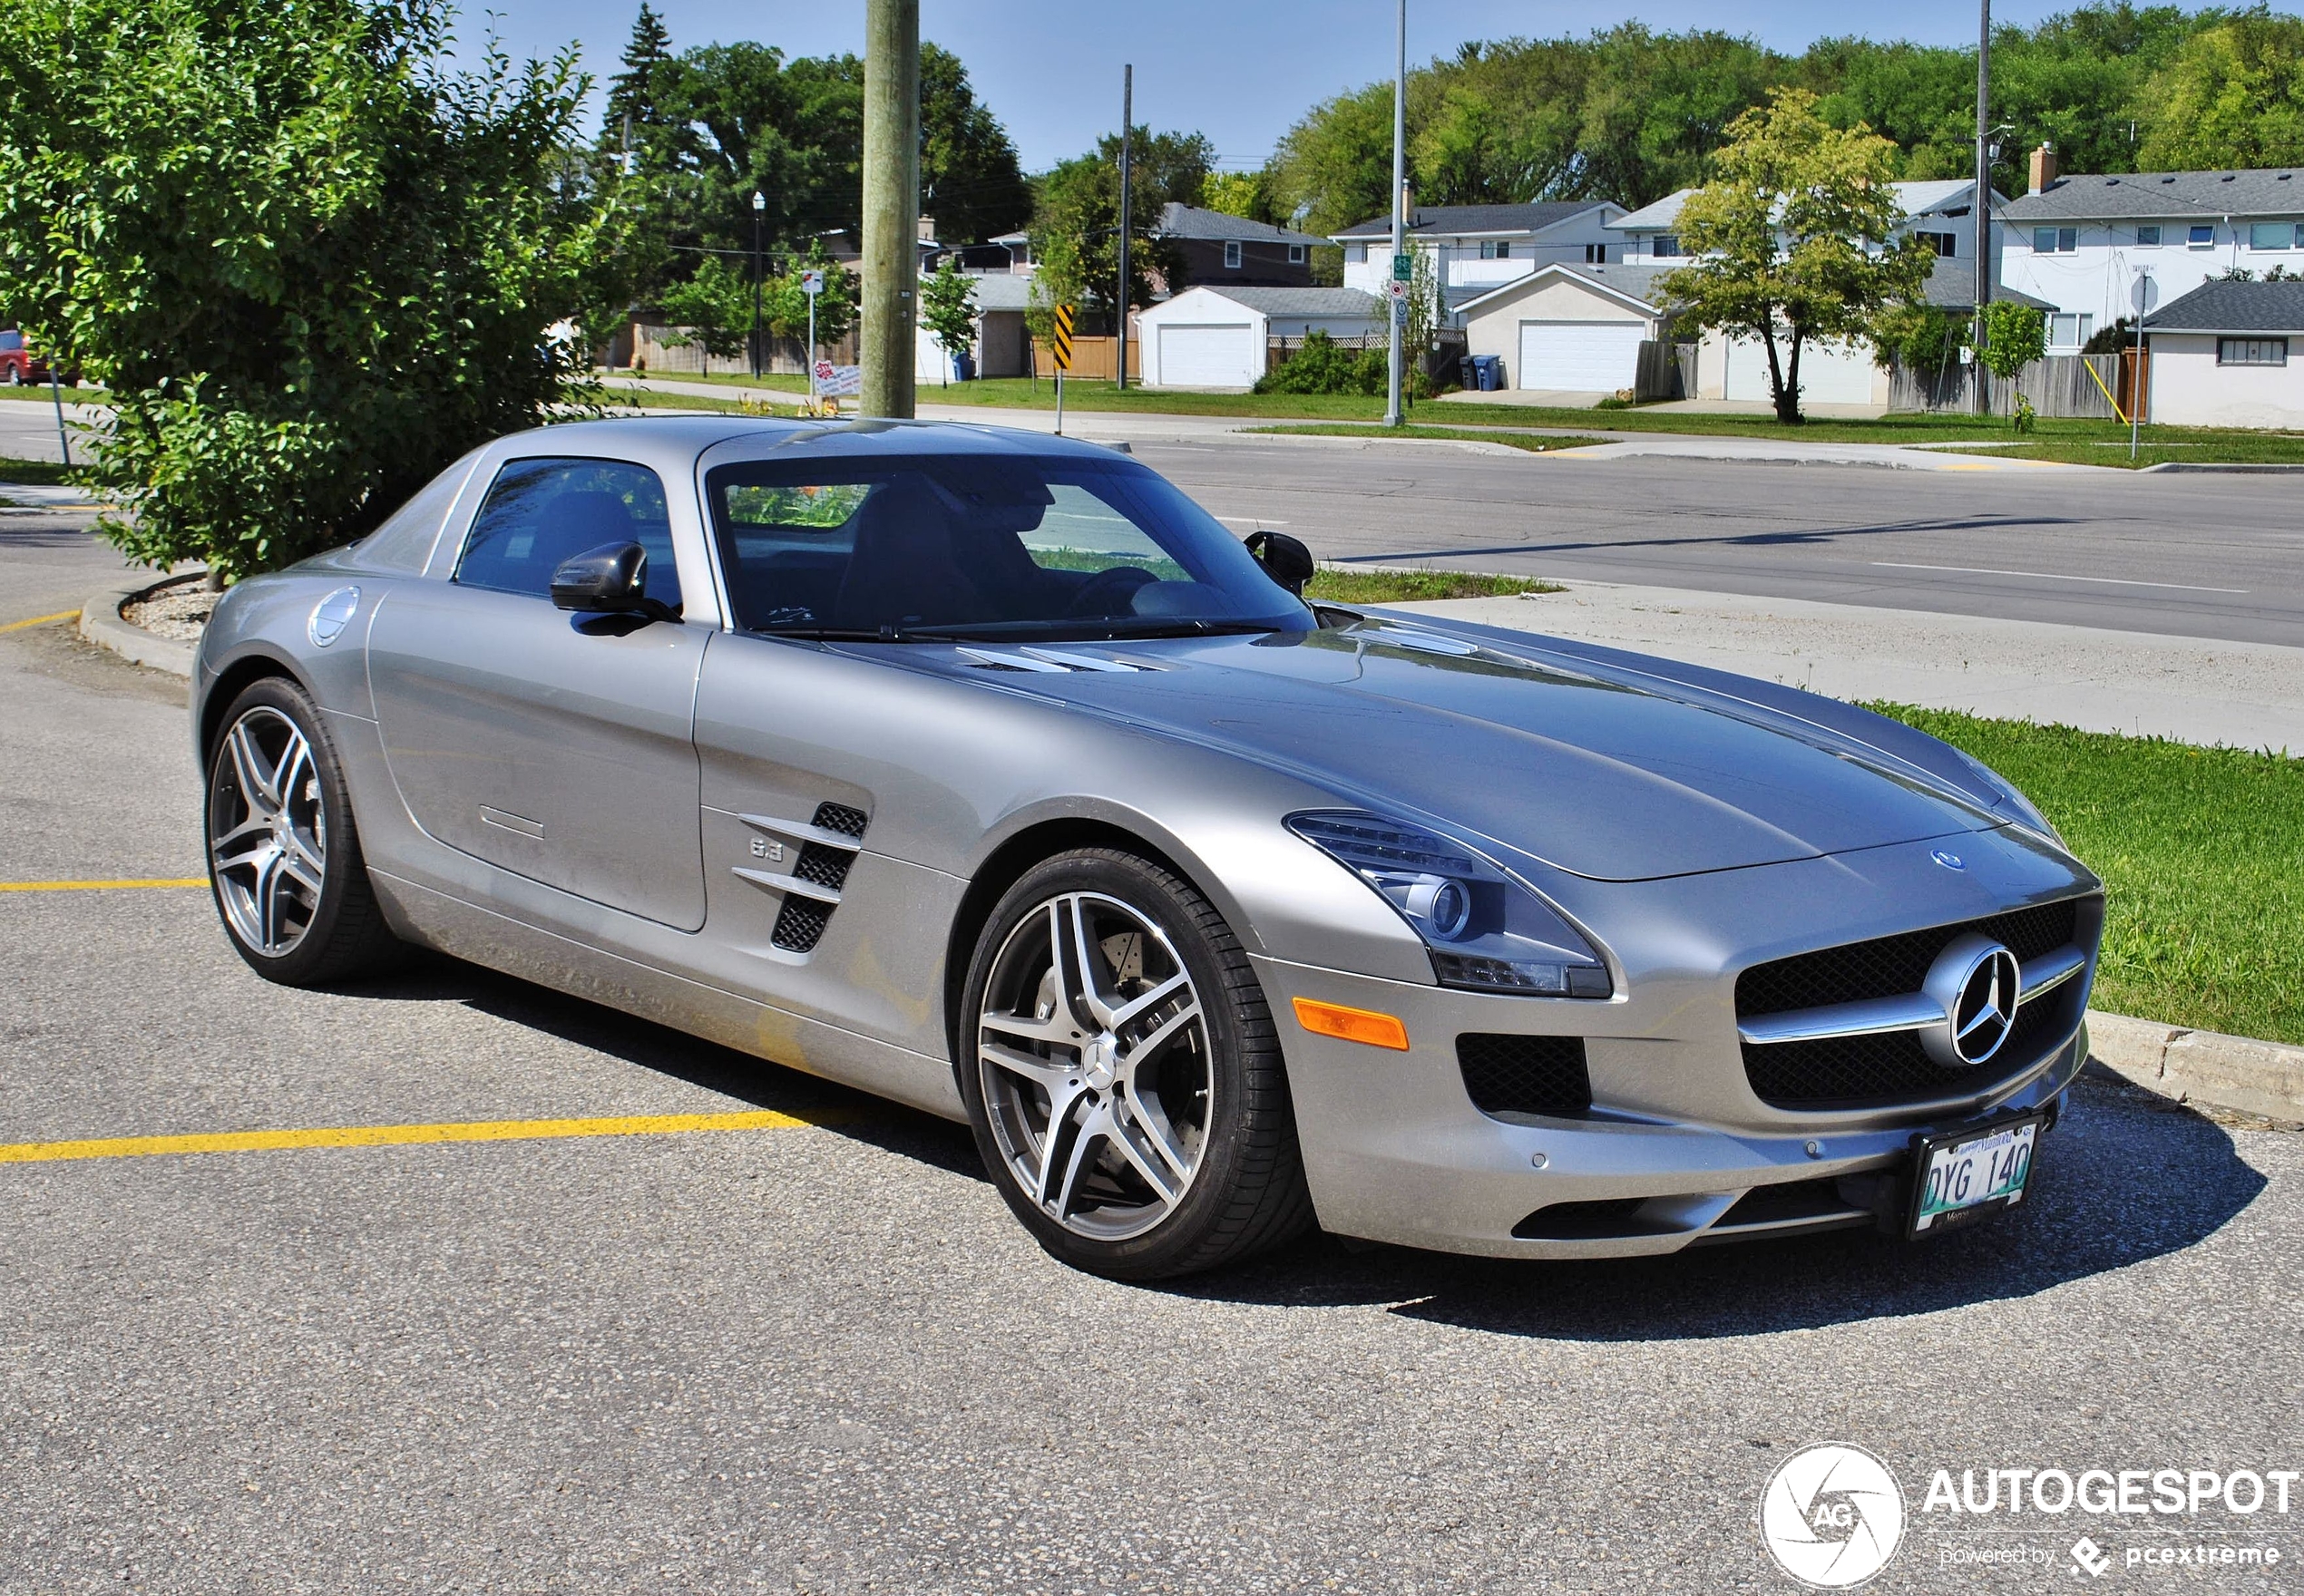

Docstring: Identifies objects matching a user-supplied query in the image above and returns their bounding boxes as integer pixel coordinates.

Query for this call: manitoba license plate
[1908,1114,2043,1237]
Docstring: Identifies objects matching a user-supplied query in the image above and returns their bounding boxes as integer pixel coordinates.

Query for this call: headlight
[1286,811,1613,998]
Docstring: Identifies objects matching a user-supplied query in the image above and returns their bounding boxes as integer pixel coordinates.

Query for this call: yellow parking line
[0,608,81,634]
[0,878,207,892]
[0,1108,834,1165]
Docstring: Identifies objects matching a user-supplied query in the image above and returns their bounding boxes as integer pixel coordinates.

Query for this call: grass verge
[1930,438,2304,469]
[0,384,106,404]
[0,456,74,485]
[1245,423,1610,453]
[1309,567,1561,603]
[1870,703,2304,1046]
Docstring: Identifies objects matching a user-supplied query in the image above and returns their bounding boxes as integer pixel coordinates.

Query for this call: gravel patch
[120,573,215,641]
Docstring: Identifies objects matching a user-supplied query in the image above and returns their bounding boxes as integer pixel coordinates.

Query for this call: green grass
[1871,703,2304,1046]
[0,384,105,404]
[1305,567,1563,603]
[1245,423,1612,453]
[0,456,73,485]
[1930,437,2304,469]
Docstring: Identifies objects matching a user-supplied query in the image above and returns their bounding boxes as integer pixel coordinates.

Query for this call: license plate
[1907,1114,2043,1237]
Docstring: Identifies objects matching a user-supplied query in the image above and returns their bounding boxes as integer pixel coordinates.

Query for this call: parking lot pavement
[4,530,2301,1595]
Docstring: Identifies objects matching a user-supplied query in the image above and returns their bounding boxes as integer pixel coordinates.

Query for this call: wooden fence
[1029,336,1140,382]
[612,320,856,377]
[1889,353,2134,419]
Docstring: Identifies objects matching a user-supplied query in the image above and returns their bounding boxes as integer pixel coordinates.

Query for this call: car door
[367,453,708,931]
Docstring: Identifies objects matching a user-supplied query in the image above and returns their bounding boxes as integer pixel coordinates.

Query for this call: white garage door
[1722,336,1878,404]
[1156,323,1257,388]
[1518,321,1647,391]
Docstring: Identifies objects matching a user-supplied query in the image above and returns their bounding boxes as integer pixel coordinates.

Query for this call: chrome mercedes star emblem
[1931,849,1965,871]
[1920,935,2023,1069]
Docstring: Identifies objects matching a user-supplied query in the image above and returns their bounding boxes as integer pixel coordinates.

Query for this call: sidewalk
[1390,580,2304,753]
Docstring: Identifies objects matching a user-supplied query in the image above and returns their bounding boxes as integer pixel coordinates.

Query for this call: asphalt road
[2,517,2299,1594]
[1133,439,2304,648]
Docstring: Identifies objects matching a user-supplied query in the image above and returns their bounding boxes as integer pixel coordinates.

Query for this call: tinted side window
[454,457,680,608]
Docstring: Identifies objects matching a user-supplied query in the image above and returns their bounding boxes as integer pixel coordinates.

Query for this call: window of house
[1585,243,1607,263]
[1652,235,1678,258]
[1479,239,1513,259]
[2135,225,2162,247]
[2033,227,2078,253]
[1224,240,1242,269]
[2250,222,2297,250]
[2047,313,2095,348]
[2219,337,2289,365]
[1288,243,1305,264]
[2189,224,2215,248]
[1917,230,1957,257]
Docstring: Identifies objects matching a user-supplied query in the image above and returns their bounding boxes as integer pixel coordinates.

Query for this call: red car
[0,329,61,385]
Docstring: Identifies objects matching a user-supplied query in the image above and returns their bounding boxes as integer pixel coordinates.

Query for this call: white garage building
[1456,264,1674,394]
[1135,287,1383,390]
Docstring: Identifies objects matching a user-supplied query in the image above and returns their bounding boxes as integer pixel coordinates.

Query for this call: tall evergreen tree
[605,4,672,133]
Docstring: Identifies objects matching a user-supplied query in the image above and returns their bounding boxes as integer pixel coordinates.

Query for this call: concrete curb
[2087,1009,2304,1124]
[78,576,197,678]
[2138,462,2304,473]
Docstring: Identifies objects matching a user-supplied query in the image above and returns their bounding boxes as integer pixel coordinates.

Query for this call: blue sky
[473,1,2084,172]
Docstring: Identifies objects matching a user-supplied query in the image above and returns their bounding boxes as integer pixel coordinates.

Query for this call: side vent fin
[771,802,871,952]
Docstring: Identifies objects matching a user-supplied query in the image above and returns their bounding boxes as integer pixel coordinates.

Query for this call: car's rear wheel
[205,676,402,985]
[959,848,1313,1280]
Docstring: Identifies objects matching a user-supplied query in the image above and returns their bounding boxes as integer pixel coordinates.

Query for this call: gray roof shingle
[1182,287,1381,318]
[1922,258,2054,311]
[2143,279,2304,333]
[1155,202,1324,248]
[1332,201,1612,239]
[2003,169,2304,220]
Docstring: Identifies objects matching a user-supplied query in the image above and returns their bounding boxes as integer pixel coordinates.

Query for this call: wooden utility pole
[861,0,920,418]
[1116,65,1132,392]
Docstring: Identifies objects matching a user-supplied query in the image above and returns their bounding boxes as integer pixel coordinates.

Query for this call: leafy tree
[2138,15,2304,170]
[1661,88,1932,423]
[919,44,1033,246]
[920,259,980,384]
[1270,82,1394,236]
[1025,232,1088,347]
[659,258,755,373]
[1870,299,1972,375]
[1031,127,1211,316]
[0,0,622,580]
[1975,298,2048,423]
[1199,171,1271,221]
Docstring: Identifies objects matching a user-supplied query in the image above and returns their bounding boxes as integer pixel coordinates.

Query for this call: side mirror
[1244,529,1315,598]
[550,541,681,624]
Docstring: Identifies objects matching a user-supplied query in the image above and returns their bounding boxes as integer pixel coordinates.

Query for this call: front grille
[1457,1033,1592,1118]
[1737,897,2094,1111]
[1737,899,2081,1018]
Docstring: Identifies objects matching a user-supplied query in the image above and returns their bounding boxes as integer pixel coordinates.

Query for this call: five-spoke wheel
[204,677,401,984]
[961,849,1313,1279]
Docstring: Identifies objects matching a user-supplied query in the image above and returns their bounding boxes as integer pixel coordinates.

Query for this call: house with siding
[1332,200,1628,315]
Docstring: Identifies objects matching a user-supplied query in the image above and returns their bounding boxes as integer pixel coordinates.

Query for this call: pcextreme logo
[1758,1443,1908,1589]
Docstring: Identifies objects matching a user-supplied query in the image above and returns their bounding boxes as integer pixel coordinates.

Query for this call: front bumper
[1255,953,2087,1260]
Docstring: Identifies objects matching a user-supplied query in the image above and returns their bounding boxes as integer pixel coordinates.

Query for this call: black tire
[204,676,404,985]
[958,847,1314,1280]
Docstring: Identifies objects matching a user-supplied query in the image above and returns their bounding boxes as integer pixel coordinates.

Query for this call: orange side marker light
[1292,997,1411,1051]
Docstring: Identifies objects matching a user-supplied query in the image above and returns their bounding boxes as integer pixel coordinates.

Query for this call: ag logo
[1758,1443,1906,1588]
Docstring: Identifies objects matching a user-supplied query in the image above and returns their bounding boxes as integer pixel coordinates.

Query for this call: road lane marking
[0,1109,837,1165]
[1869,561,2248,594]
[0,608,81,634]
[0,878,208,892]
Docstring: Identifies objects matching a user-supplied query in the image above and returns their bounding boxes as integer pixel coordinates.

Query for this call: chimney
[917,213,936,243]
[2029,142,2058,193]
[1401,179,1415,227]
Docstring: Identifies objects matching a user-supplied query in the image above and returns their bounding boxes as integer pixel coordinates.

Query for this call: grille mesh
[766,803,867,953]
[792,842,853,891]
[771,897,833,953]
[1737,898,2094,1110]
[813,802,868,839]
[1737,900,2081,1019]
[1457,1034,1592,1118]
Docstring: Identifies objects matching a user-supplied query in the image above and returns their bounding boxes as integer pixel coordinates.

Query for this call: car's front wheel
[959,848,1313,1280]
[205,676,403,985]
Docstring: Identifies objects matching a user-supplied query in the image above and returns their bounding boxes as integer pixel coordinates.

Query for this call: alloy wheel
[208,706,329,957]
[977,891,1214,1241]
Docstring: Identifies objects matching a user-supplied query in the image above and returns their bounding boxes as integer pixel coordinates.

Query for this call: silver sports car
[191,416,2103,1278]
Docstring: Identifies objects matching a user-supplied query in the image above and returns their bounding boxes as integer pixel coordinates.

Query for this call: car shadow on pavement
[1178,1071,2271,1340]
[327,952,988,1181]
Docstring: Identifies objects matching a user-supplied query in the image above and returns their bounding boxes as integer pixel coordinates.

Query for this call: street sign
[1391,295,1410,325]
[815,364,862,396]
[1050,304,1075,373]
[800,269,825,297]
[1391,252,1414,283]
[1386,278,1410,299]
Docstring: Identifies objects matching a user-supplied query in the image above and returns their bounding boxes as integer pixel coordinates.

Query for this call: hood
[911,617,1997,882]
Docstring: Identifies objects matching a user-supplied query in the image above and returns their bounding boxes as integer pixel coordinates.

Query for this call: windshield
[704,452,1313,639]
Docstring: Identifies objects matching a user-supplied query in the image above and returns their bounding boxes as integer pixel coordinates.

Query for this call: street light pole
[750,189,766,381]
[1383,0,1406,429]
[1973,0,1992,415]
[1117,64,1132,393]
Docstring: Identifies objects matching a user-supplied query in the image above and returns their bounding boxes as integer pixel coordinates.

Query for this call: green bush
[0,0,630,581]
[1255,329,1387,395]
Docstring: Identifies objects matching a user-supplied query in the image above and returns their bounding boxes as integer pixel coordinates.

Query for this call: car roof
[504,413,1130,471]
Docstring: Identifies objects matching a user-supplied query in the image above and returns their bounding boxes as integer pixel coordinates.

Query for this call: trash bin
[952,351,977,382]
[1457,355,1478,392]
[1473,355,1505,392]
